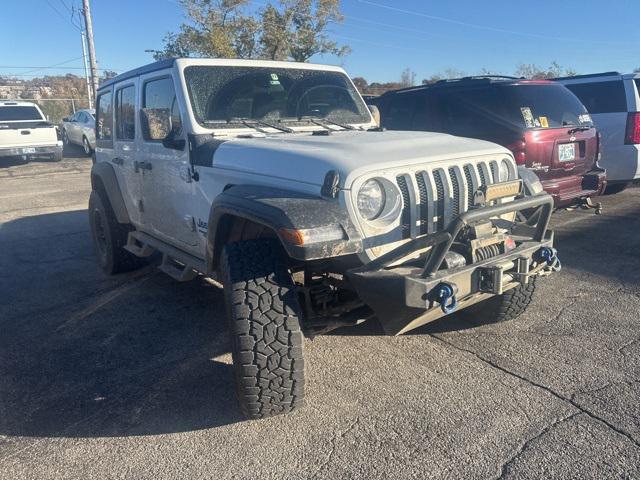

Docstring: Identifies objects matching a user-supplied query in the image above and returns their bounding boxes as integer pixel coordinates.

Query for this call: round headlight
[357,179,386,220]
[499,159,511,182]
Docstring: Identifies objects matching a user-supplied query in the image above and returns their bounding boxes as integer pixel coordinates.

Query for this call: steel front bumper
[346,193,556,335]
[0,143,62,158]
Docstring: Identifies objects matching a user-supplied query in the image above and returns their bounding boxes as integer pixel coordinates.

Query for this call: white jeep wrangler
[89,58,560,419]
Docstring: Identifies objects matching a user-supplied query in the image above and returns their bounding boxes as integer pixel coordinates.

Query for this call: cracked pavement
[0,153,639,479]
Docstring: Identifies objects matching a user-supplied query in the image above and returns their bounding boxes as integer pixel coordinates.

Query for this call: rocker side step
[127,231,206,282]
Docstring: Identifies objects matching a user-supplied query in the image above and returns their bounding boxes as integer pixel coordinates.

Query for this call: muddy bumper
[346,193,557,335]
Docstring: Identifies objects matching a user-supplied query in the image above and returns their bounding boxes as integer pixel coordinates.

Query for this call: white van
[0,101,63,162]
[556,72,640,193]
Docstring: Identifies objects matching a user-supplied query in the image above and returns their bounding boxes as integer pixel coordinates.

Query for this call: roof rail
[553,71,621,81]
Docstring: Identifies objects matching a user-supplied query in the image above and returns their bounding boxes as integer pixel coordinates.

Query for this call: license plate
[558,143,576,162]
[22,147,36,154]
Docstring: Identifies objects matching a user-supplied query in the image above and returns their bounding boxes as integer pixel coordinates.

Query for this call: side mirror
[62,117,69,122]
[141,108,185,150]
[368,105,381,127]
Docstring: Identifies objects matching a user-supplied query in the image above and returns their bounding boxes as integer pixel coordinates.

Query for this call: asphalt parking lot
[1,150,639,479]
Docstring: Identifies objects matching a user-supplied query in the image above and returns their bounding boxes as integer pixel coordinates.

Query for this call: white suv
[556,72,640,193]
[90,58,560,419]
[0,101,63,162]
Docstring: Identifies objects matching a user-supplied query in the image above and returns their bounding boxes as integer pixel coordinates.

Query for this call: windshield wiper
[205,118,294,134]
[303,117,356,131]
[567,125,592,134]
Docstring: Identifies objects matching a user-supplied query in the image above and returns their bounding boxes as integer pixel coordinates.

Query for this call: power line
[43,0,81,31]
[356,0,631,45]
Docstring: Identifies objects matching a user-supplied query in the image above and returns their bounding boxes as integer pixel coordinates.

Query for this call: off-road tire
[220,239,305,419]
[464,276,538,324]
[52,149,63,162]
[88,191,146,275]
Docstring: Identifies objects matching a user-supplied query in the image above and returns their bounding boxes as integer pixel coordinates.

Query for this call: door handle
[112,157,124,165]
[134,160,152,172]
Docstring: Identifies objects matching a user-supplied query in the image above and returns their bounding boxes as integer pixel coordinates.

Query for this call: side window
[96,91,113,145]
[143,76,182,141]
[564,81,627,114]
[115,85,136,141]
[78,112,87,123]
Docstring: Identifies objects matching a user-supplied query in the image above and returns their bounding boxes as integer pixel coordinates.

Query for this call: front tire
[61,129,69,146]
[464,277,538,324]
[220,239,305,419]
[82,136,92,156]
[88,191,146,275]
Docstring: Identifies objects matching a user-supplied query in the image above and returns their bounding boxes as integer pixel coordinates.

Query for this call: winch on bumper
[346,191,558,335]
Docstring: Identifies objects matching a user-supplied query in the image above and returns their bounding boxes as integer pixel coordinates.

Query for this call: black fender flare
[90,162,131,224]
[206,185,363,272]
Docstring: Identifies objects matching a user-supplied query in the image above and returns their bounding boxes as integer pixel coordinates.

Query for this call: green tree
[152,0,348,62]
[515,61,576,79]
[151,0,259,60]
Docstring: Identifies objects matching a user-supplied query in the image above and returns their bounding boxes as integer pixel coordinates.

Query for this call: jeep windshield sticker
[270,73,281,85]
[520,107,535,128]
[197,218,208,235]
[539,116,549,128]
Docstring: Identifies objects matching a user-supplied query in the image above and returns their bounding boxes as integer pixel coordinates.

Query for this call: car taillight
[624,112,640,144]
[507,139,526,165]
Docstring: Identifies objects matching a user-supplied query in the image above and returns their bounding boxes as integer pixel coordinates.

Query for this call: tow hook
[431,283,458,314]
[538,247,562,272]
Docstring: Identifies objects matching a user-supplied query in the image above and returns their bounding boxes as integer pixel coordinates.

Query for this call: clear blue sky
[1,0,639,82]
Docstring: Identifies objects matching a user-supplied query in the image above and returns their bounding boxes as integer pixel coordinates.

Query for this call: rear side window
[0,106,43,122]
[563,81,627,114]
[96,91,113,144]
[143,76,182,141]
[115,85,136,140]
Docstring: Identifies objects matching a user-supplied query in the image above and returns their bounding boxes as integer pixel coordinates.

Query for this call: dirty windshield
[184,66,370,128]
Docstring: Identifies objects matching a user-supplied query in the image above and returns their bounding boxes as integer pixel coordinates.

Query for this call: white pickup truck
[0,101,63,162]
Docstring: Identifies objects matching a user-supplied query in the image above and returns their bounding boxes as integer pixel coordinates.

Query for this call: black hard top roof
[98,58,176,91]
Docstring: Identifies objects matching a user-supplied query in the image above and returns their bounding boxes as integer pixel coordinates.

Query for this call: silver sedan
[61,109,96,156]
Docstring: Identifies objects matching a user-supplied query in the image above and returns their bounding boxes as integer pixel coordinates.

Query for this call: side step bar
[125,231,206,282]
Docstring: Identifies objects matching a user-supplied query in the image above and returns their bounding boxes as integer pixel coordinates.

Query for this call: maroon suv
[372,77,606,208]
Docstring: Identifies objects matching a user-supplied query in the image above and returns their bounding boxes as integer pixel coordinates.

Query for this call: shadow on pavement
[0,210,243,439]
[0,144,87,168]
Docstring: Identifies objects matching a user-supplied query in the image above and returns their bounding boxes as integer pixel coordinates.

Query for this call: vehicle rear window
[499,84,592,129]
[0,106,43,122]
[563,81,627,114]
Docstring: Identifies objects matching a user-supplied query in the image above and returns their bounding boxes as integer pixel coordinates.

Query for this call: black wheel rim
[92,208,108,262]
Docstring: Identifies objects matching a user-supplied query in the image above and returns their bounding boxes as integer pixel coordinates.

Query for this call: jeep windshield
[183,66,371,130]
[0,106,44,122]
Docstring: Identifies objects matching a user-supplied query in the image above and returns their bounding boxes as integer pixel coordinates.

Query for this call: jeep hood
[210,130,511,189]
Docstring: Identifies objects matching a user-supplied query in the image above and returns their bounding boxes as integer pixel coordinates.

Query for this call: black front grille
[415,173,429,234]
[433,170,445,230]
[478,165,487,187]
[448,167,460,216]
[396,175,411,238]
[463,165,475,209]
[490,162,498,183]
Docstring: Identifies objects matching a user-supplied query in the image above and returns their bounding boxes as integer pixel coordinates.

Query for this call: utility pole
[80,31,92,109]
[81,0,99,102]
